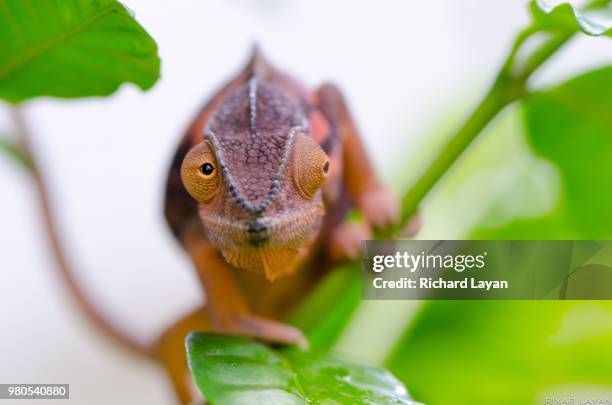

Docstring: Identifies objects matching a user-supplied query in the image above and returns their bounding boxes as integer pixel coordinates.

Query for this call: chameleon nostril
[247,219,269,244]
[247,219,268,234]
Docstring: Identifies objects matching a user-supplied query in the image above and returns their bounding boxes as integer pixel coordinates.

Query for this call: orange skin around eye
[292,133,330,199]
[156,49,403,404]
[180,141,219,203]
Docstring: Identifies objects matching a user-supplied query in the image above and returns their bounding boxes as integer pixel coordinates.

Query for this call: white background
[0,1,610,403]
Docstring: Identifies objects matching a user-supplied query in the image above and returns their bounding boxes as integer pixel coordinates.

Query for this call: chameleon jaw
[199,203,324,279]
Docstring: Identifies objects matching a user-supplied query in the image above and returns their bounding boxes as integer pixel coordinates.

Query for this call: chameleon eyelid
[292,132,329,199]
[180,141,220,203]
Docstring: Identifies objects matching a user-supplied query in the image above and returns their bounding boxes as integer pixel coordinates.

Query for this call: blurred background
[1,0,611,404]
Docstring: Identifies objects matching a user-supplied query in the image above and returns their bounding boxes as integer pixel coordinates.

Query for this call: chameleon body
[158,48,399,403]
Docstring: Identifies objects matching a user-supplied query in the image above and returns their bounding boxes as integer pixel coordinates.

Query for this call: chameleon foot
[401,212,422,237]
[213,313,308,349]
[330,221,371,262]
[357,186,400,229]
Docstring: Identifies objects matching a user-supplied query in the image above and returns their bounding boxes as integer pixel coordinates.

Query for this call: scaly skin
[158,48,400,404]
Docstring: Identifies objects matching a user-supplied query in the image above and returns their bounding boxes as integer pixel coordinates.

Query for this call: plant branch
[391,31,580,234]
[10,106,154,359]
[392,0,612,234]
[395,82,517,230]
[515,32,573,83]
[0,135,32,171]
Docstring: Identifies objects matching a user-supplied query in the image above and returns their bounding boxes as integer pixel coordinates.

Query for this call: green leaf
[474,67,612,238]
[0,136,30,170]
[0,0,160,103]
[530,0,612,36]
[385,301,612,405]
[187,333,418,405]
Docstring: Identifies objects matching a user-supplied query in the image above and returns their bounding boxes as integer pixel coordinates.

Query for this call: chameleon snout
[246,218,269,244]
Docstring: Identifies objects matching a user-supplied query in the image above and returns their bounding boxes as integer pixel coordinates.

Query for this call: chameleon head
[180,81,329,280]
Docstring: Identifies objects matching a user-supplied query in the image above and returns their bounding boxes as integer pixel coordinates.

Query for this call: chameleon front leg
[154,228,307,404]
[155,308,210,405]
[317,83,399,228]
[316,84,401,260]
[182,226,307,347]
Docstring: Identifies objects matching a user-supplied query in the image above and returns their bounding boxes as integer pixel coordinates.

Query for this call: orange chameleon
[47,48,403,404]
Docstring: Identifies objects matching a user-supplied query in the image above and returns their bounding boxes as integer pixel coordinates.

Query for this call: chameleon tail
[11,107,155,360]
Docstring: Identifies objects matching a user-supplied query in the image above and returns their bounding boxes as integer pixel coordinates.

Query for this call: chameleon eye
[200,163,215,176]
[292,132,329,199]
[181,141,220,203]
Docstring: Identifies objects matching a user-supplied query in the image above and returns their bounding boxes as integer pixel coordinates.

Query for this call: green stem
[394,0,612,232]
[0,135,32,171]
[397,81,516,228]
[516,32,573,82]
[393,33,587,234]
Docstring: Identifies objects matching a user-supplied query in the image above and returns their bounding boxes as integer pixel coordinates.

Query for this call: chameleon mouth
[245,219,270,244]
[199,203,324,279]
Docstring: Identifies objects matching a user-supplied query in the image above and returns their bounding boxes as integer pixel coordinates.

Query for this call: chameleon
[156,47,401,403]
[34,47,402,404]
